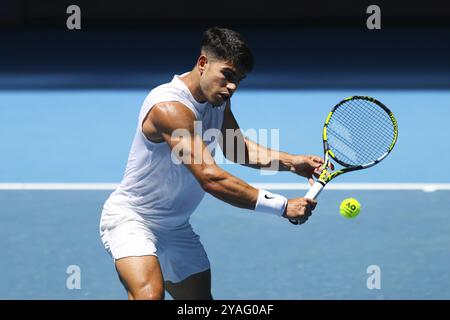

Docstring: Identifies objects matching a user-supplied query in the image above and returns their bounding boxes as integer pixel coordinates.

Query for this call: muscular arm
[220,101,293,171]
[146,102,259,210]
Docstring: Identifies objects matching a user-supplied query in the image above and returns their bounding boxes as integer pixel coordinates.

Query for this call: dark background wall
[2,0,450,27]
[1,0,449,89]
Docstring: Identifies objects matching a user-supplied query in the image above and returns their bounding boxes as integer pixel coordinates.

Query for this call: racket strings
[328,125,382,165]
[328,101,394,164]
[350,100,395,139]
[342,102,391,132]
[350,99,394,133]
[328,112,393,164]
[343,100,394,145]
[327,99,395,166]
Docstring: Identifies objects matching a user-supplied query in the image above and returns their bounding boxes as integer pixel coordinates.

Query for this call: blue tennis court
[1,88,450,299]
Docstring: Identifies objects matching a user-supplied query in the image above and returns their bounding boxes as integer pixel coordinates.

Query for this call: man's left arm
[219,101,325,184]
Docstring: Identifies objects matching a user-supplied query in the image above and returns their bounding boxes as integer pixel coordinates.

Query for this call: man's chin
[210,99,224,107]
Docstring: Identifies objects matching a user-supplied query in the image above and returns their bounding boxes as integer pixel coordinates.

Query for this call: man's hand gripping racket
[289,96,398,225]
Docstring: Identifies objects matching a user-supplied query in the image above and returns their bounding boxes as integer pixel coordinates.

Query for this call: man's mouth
[219,93,230,100]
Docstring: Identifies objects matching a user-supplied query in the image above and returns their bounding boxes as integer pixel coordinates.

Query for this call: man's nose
[226,82,237,92]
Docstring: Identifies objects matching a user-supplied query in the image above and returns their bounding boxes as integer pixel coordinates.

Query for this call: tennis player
[99,27,324,300]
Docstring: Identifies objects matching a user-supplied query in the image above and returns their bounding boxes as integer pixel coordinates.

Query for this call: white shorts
[99,212,210,283]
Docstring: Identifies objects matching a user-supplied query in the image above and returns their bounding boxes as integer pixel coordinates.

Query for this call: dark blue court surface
[1,189,449,299]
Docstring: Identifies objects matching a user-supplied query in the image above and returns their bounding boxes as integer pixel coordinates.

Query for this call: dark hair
[201,27,254,73]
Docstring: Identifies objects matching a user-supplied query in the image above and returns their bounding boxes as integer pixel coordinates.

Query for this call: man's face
[199,57,246,107]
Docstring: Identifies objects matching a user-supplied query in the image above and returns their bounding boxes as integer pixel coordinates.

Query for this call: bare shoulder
[142,102,197,142]
[153,102,196,122]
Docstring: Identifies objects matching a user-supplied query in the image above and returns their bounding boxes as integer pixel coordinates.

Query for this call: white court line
[0,183,450,191]
[0,183,118,190]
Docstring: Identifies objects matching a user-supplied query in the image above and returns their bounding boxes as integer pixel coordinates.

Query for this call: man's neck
[179,71,207,103]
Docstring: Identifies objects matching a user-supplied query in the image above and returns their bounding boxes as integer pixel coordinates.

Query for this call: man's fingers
[308,177,314,186]
[309,155,335,171]
[308,159,322,168]
[295,216,308,224]
[304,208,312,217]
[305,198,317,210]
[310,155,324,164]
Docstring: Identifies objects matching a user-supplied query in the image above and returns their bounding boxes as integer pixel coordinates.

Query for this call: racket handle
[304,181,325,200]
[289,181,325,225]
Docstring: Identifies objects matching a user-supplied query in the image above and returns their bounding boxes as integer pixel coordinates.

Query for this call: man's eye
[223,72,236,82]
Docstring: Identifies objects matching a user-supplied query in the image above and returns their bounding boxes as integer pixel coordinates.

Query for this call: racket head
[290,96,398,226]
[323,96,398,170]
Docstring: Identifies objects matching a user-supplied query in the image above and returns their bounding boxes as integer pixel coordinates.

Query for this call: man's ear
[197,55,208,74]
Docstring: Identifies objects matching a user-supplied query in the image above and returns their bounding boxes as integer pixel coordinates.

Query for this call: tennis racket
[289,96,398,225]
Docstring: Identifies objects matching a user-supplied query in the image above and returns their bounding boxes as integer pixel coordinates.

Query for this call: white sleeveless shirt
[102,73,226,228]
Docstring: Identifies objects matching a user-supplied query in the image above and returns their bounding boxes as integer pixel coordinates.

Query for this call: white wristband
[254,189,288,217]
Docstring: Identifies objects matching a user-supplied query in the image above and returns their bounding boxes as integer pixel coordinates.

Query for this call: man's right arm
[145,102,316,222]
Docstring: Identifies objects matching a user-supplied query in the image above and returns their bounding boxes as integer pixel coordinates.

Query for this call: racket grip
[289,181,325,225]
[304,181,325,200]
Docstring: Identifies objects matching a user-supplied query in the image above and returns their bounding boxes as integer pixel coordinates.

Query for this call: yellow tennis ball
[340,198,361,218]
